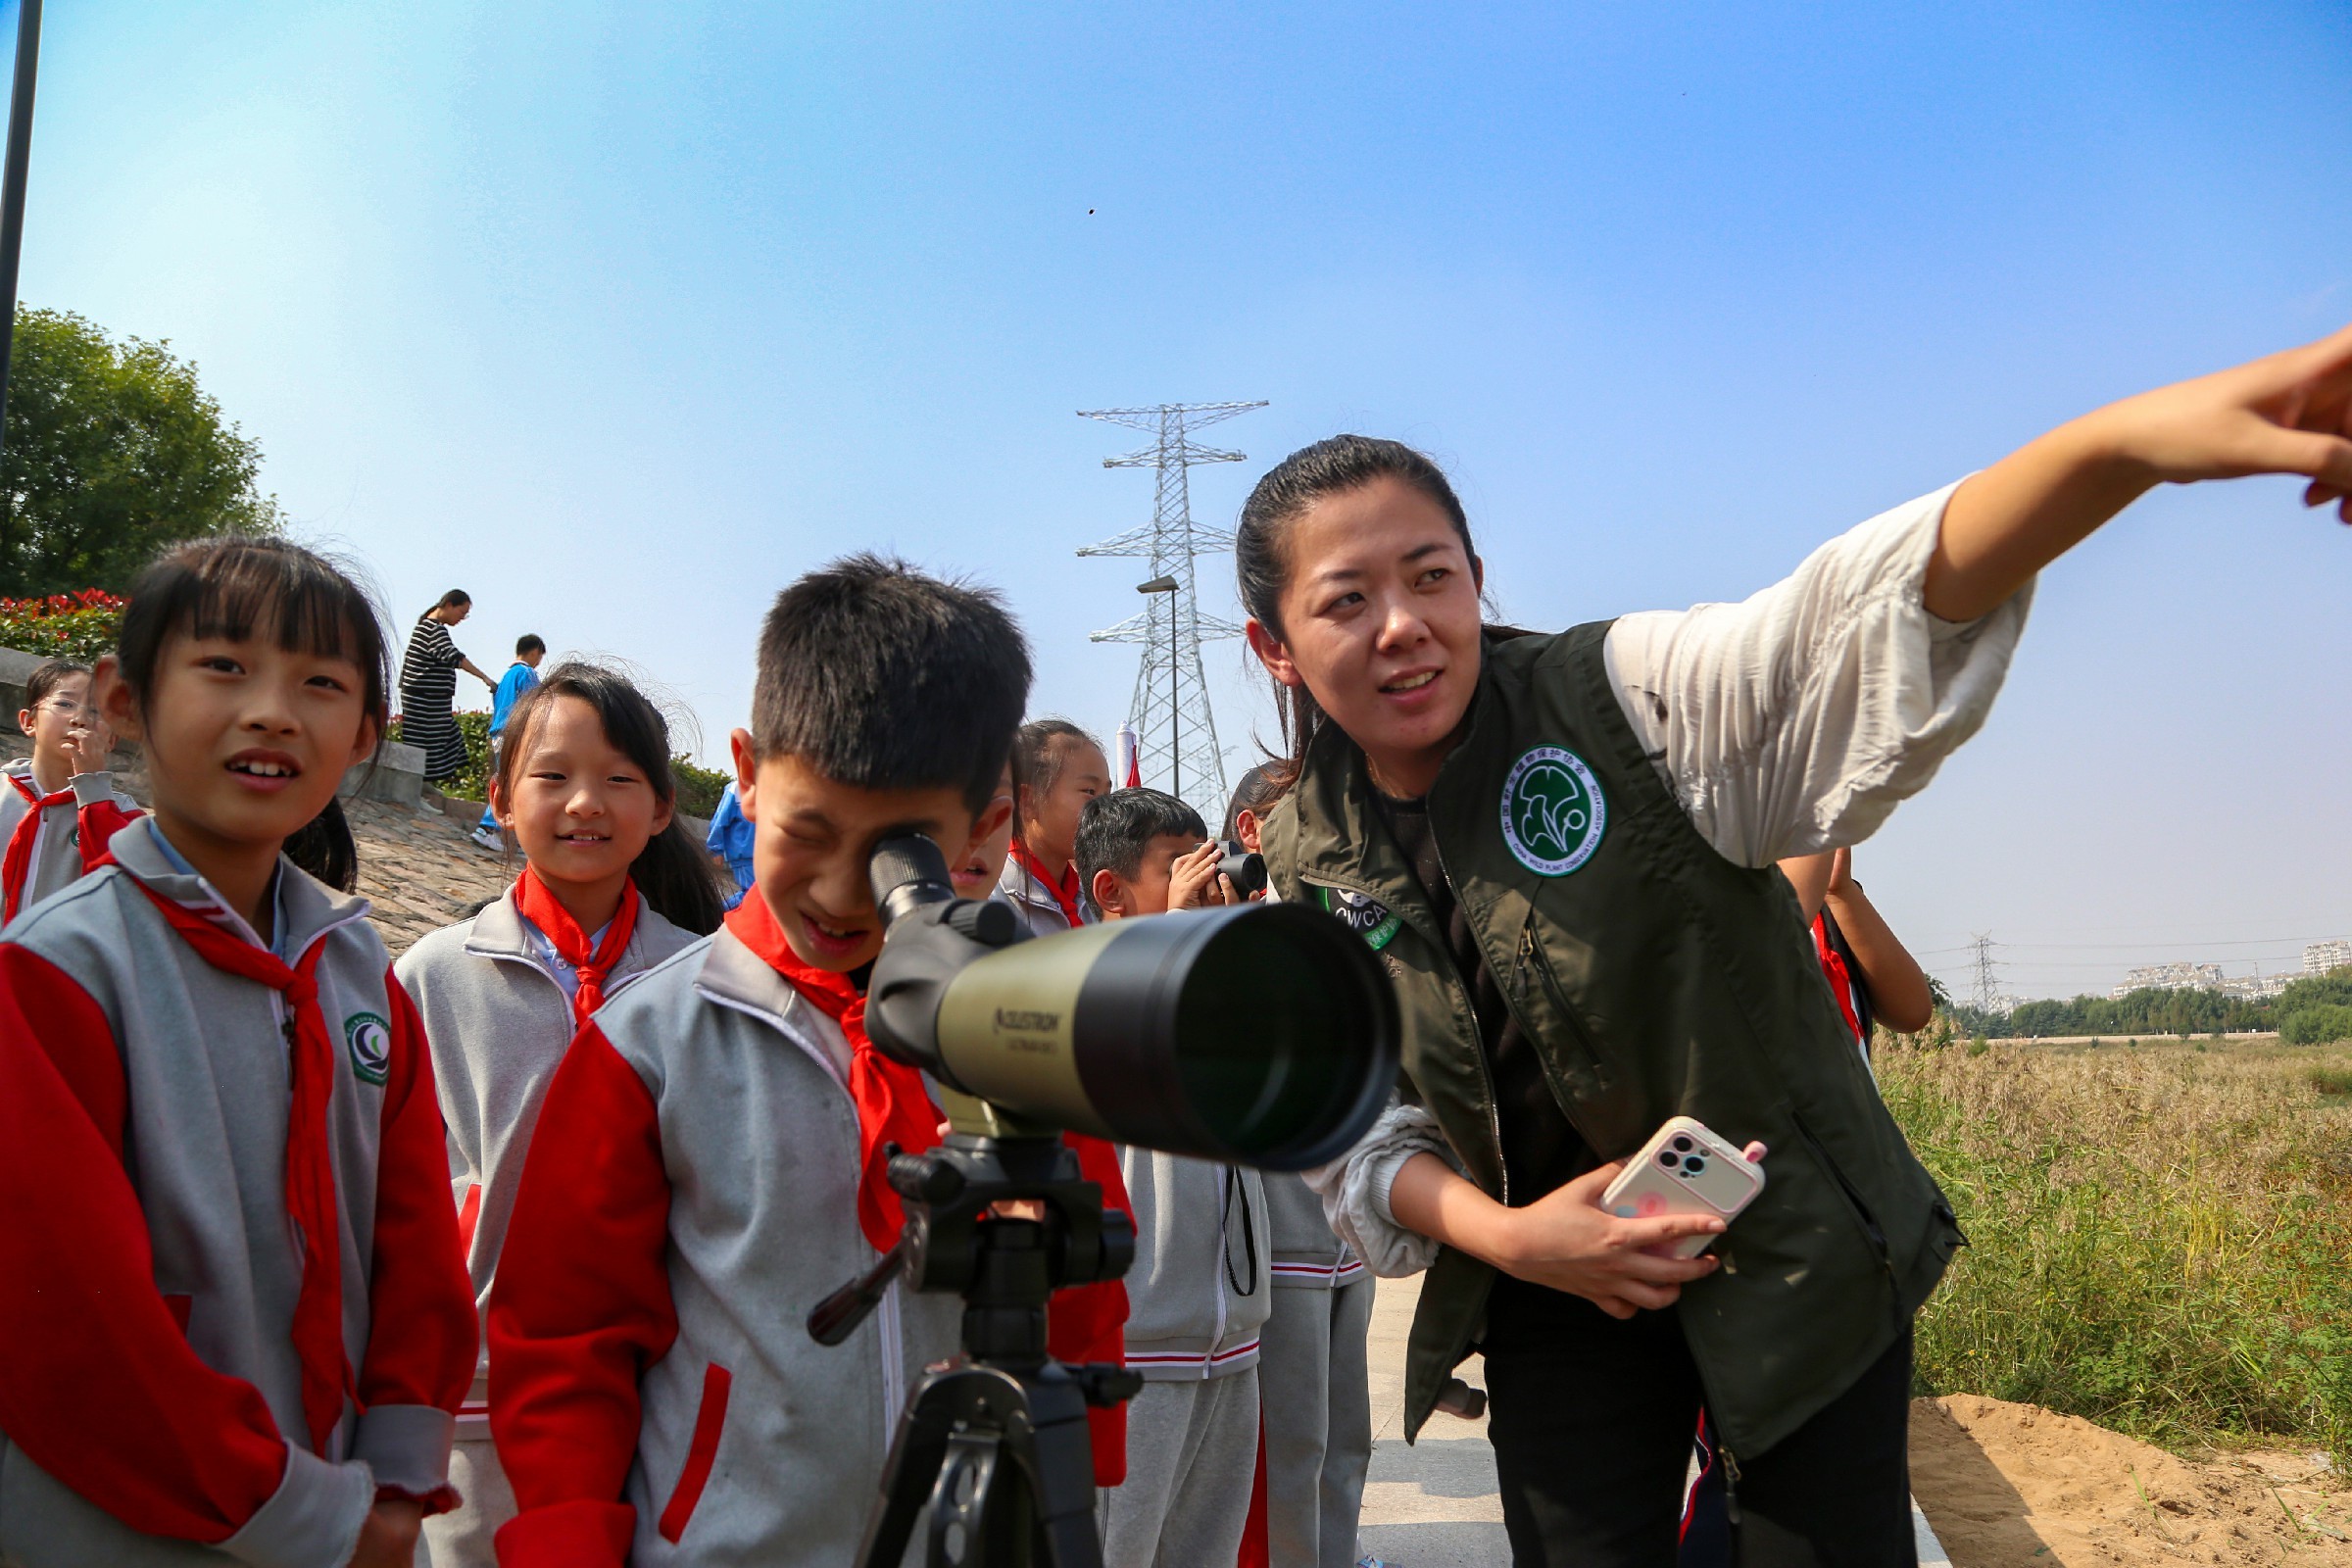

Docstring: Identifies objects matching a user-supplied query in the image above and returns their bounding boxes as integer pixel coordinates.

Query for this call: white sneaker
[468,826,505,853]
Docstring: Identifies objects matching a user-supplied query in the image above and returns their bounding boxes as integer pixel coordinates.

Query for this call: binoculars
[1215,839,1268,899]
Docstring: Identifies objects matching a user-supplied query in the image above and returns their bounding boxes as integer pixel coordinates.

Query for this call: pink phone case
[1599,1116,1766,1258]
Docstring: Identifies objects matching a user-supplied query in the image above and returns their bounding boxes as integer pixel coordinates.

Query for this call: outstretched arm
[1928,325,2352,621]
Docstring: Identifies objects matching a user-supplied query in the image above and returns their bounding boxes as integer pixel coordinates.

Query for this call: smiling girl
[394,662,724,1567]
[1244,327,2352,1564]
[0,538,477,1568]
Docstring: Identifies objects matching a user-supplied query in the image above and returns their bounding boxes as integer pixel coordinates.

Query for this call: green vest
[1260,622,1961,1461]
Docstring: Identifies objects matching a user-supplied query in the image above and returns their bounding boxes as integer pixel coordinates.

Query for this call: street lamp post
[0,0,43,466]
[1137,575,1179,799]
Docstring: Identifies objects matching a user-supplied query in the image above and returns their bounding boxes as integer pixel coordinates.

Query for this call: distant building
[2304,940,2352,976]
[2112,961,2226,1000]
[2218,971,2292,1003]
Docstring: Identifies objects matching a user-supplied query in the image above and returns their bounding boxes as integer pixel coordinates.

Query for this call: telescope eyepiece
[870,834,956,929]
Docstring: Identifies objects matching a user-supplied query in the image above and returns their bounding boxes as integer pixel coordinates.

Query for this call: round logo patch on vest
[344,1011,391,1087]
[1500,745,1607,877]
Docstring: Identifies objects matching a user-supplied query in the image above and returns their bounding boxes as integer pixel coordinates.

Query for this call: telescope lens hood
[931,902,1398,1171]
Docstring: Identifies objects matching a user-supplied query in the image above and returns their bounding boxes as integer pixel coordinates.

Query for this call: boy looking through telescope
[483,555,1027,1566]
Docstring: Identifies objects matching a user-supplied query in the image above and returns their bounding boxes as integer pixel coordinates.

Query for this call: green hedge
[2281,1004,2352,1046]
[670,756,728,821]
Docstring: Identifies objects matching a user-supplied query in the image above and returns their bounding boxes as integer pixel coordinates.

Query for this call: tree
[0,307,283,596]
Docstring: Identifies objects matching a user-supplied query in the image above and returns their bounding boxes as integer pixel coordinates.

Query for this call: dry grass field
[1882,1039,2352,1462]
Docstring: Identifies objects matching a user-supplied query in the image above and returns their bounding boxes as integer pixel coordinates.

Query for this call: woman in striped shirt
[399,590,495,782]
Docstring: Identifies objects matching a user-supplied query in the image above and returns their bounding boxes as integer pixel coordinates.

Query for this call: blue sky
[18,2,2352,998]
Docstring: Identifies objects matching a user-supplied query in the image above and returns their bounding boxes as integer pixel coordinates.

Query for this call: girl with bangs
[0,537,477,1568]
[396,662,725,1567]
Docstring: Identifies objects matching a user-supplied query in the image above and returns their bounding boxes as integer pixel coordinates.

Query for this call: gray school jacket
[995,855,1096,940]
[1264,1172,1364,1292]
[0,759,140,916]
[1117,1149,1272,1380]
[0,815,474,1568]
[486,925,963,1565]
[393,885,700,1435]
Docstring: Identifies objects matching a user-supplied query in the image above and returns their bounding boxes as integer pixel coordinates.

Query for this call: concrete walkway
[1354,1275,1951,1566]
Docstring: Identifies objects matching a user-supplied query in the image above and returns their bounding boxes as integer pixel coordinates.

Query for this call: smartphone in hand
[1599,1116,1766,1259]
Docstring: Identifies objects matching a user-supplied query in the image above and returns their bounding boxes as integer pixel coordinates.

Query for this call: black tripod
[809,1124,1140,1568]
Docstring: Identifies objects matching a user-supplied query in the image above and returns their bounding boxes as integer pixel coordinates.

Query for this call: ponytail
[626,814,727,937]
[283,797,361,892]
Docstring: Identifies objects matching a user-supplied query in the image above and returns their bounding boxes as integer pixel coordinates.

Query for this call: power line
[1916,934,2346,956]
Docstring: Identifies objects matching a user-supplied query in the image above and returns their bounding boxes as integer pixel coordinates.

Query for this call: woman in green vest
[1241,326,2352,1565]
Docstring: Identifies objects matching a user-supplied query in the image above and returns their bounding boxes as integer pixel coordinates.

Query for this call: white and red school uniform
[998,843,1093,939]
[0,813,475,1567]
[393,869,699,1567]
[485,891,967,1567]
[0,756,140,925]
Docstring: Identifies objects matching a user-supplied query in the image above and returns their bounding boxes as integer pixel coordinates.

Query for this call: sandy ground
[1914,1396,2349,1567]
[1356,1267,2349,1568]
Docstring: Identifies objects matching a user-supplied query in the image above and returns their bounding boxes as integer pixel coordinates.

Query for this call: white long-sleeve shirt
[1314,481,2034,1274]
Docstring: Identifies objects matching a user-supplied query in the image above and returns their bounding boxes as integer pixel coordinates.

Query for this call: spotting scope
[861,835,1396,1168]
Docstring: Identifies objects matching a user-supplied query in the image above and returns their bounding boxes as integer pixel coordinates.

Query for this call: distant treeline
[1952,967,2352,1043]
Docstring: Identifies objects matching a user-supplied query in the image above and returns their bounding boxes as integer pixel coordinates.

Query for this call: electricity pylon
[1078,401,1266,820]
[1969,932,2003,1014]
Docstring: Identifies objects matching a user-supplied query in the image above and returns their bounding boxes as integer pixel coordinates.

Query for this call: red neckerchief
[722,893,941,1252]
[1009,843,1082,929]
[2,771,74,923]
[1811,912,1865,1045]
[513,867,641,1026]
[123,873,354,1453]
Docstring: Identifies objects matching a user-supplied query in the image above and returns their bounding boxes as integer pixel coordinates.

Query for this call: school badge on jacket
[1500,744,1606,876]
[345,1010,392,1086]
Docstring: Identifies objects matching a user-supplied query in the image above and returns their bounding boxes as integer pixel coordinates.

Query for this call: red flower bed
[0,589,127,662]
